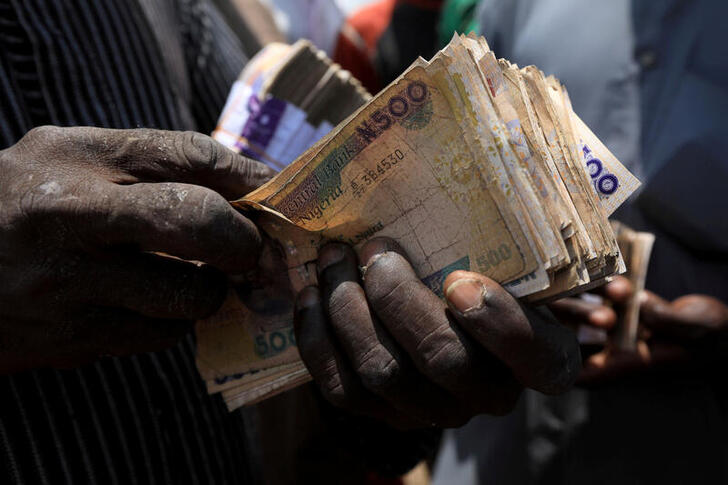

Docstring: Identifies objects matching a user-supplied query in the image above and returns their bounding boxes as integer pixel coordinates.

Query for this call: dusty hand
[0,126,274,372]
[294,237,580,429]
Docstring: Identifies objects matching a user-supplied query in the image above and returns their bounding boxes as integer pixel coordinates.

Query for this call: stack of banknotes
[198,33,641,410]
[212,39,371,171]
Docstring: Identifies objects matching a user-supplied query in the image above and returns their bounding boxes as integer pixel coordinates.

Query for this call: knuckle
[170,186,231,233]
[234,153,255,180]
[22,125,63,145]
[357,352,401,394]
[423,339,473,384]
[195,189,261,252]
[316,361,352,408]
[233,155,274,190]
[194,188,230,225]
[133,127,158,140]
[321,383,350,409]
[5,126,65,169]
[179,131,224,171]
[327,282,363,321]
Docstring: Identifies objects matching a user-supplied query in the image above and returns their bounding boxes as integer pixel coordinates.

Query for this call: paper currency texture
[198,34,641,409]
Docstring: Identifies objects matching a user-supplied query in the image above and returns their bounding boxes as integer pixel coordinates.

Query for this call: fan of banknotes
[198,33,641,410]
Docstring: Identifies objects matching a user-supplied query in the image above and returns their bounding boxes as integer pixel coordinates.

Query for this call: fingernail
[361,238,400,266]
[445,278,487,313]
[317,244,345,274]
[638,290,648,304]
[360,253,387,280]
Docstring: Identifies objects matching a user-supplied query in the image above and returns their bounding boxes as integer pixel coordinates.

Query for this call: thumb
[443,271,580,394]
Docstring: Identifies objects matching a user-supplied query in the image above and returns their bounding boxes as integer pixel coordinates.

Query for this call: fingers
[15,127,270,271]
[444,270,581,395]
[294,286,369,410]
[64,127,275,199]
[317,243,402,395]
[358,239,521,415]
[316,243,467,426]
[593,275,634,304]
[546,276,632,328]
[577,341,687,385]
[548,297,617,329]
[638,290,676,327]
[75,182,262,273]
[293,285,423,428]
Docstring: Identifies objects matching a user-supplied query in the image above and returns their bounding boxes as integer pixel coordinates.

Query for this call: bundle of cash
[198,34,641,410]
[212,39,371,171]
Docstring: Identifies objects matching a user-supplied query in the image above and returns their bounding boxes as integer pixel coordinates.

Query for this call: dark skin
[0,126,274,372]
[295,238,581,429]
[549,275,728,384]
[1,127,581,429]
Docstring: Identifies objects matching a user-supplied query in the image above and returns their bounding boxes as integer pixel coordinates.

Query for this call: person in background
[437,0,479,48]
[333,0,445,92]
[433,0,728,483]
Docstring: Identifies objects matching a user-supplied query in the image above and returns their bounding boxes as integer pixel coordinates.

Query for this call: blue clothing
[434,1,728,484]
[631,0,728,264]
[475,0,728,299]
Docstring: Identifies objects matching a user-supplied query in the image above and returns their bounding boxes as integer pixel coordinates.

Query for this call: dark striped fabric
[0,1,262,483]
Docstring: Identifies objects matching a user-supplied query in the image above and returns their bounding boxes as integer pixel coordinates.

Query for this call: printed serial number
[351,148,405,197]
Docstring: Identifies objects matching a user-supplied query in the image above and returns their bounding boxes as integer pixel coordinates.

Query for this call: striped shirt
[0,1,260,483]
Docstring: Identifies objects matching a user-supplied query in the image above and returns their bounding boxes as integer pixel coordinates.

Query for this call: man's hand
[549,276,728,384]
[0,126,274,372]
[293,238,580,429]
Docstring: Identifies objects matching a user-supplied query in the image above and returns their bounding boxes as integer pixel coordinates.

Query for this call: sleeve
[177,0,249,133]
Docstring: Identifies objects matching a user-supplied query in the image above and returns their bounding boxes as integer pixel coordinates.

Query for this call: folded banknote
[610,222,655,351]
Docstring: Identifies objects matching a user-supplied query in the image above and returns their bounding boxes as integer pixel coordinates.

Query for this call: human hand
[0,126,274,372]
[293,237,580,429]
[549,276,728,384]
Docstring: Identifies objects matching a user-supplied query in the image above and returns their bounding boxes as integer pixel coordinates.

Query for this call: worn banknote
[197,33,640,408]
[610,221,655,351]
